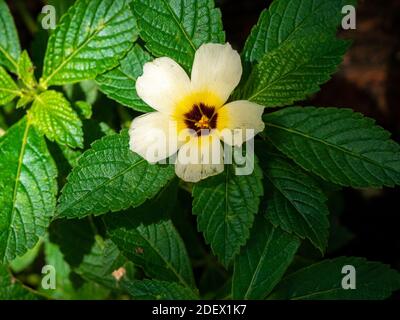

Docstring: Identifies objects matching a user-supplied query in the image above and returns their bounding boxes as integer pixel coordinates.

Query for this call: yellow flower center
[195,115,210,129]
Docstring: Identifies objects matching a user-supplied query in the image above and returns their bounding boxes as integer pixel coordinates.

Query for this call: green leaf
[96,45,153,112]
[40,0,138,87]
[10,239,42,273]
[75,100,92,119]
[29,90,83,148]
[0,264,42,300]
[0,66,20,106]
[57,130,175,219]
[242,37,348,107]
[132,0,225,72]
[242,0,355,64]
[17,51,36,88]
[269,257,400,300]
[257,142,330,252]
[232,216,300,299]
[75,237,128,290]
[192,163,263,266]
[0,117,57,262]
[122,279,198,300]
[264,107,400,187]
[0,0,21,72]
[105,210,196,289]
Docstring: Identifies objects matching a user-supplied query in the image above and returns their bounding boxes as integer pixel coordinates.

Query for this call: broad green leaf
[132,0,225,72]
[0,118,57,263]
[96,45,153,112]
[264,107,400,187]
[29,90,83,148]
[192,163,263,266]
[269,257,400,300]
[75,237,128,290]
[232,216,300,299]
[257,142,329,252]
[40,0,138,87]
[242,37,348,107]
[0,66,20,106]
[57,130,175,219]
[0,264,42,300]
[17,51,36,88]
[242,0,355,64]
[105,210,196,289]
[0,0,21,72]
[122,279,199,300]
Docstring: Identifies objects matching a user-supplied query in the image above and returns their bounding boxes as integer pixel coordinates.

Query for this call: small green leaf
[41,0,138,87]
[74,237,127,290]
[232,216,300,299]
[269,257,400,300]
[257,142,330,252]
[0,0,21,72]
[0,66,20,106]
[242,0,355,64]
[264,107,400,187]
[0,264,42,300]
[75,100,92,119]
[29,90,83,148]
[57,130,175,219]
[192,163,263,266]
[16,94,34,109]
[0,117,57,262]
[105,210,196,289]
[132,0,225,72]
[17,51,36,88]
[122,279,199,300]
[242,37,348,107]
[96,45,153,112]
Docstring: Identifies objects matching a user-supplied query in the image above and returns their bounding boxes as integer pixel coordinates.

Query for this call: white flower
[129,43,265,182]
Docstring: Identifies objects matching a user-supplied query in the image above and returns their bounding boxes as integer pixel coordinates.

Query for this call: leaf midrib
[265,122,400,176]
[58,157,147,215]
[4,120,30,262]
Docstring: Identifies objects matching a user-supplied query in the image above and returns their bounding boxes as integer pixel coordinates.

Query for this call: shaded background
[6,0,400,291]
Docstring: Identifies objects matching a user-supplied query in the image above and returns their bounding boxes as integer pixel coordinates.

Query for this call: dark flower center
[184,103,217,135]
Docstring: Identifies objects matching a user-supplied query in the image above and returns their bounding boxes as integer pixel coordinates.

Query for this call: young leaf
[232,216,300,299]
[17,51,36,88]
[0,66,20,105]
[0,118,57,262]
[132,0,225,72]
[57,130,175,219]
[122,279,199,300]
[257,143,330,252]
[0,0,21,73]
[264,107,400,188]
[75,100,92,119]
[0,264,42,300]
[242,37,348,107]
[242,0,355,64]
[192,163,263,267]
[96,45,153,112]
[29,90,83,148]
[40,0,138,87]
[105,210,196,289]
[269,257,400,300]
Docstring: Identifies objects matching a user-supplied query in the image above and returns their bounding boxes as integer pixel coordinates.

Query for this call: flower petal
[129,112,181,163]
[191,43,242,106]
[175,132,224,182]
[136,57,191,114]
[217,100,265,146]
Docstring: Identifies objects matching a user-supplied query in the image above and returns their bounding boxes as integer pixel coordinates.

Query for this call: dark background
[6,0,400,284]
